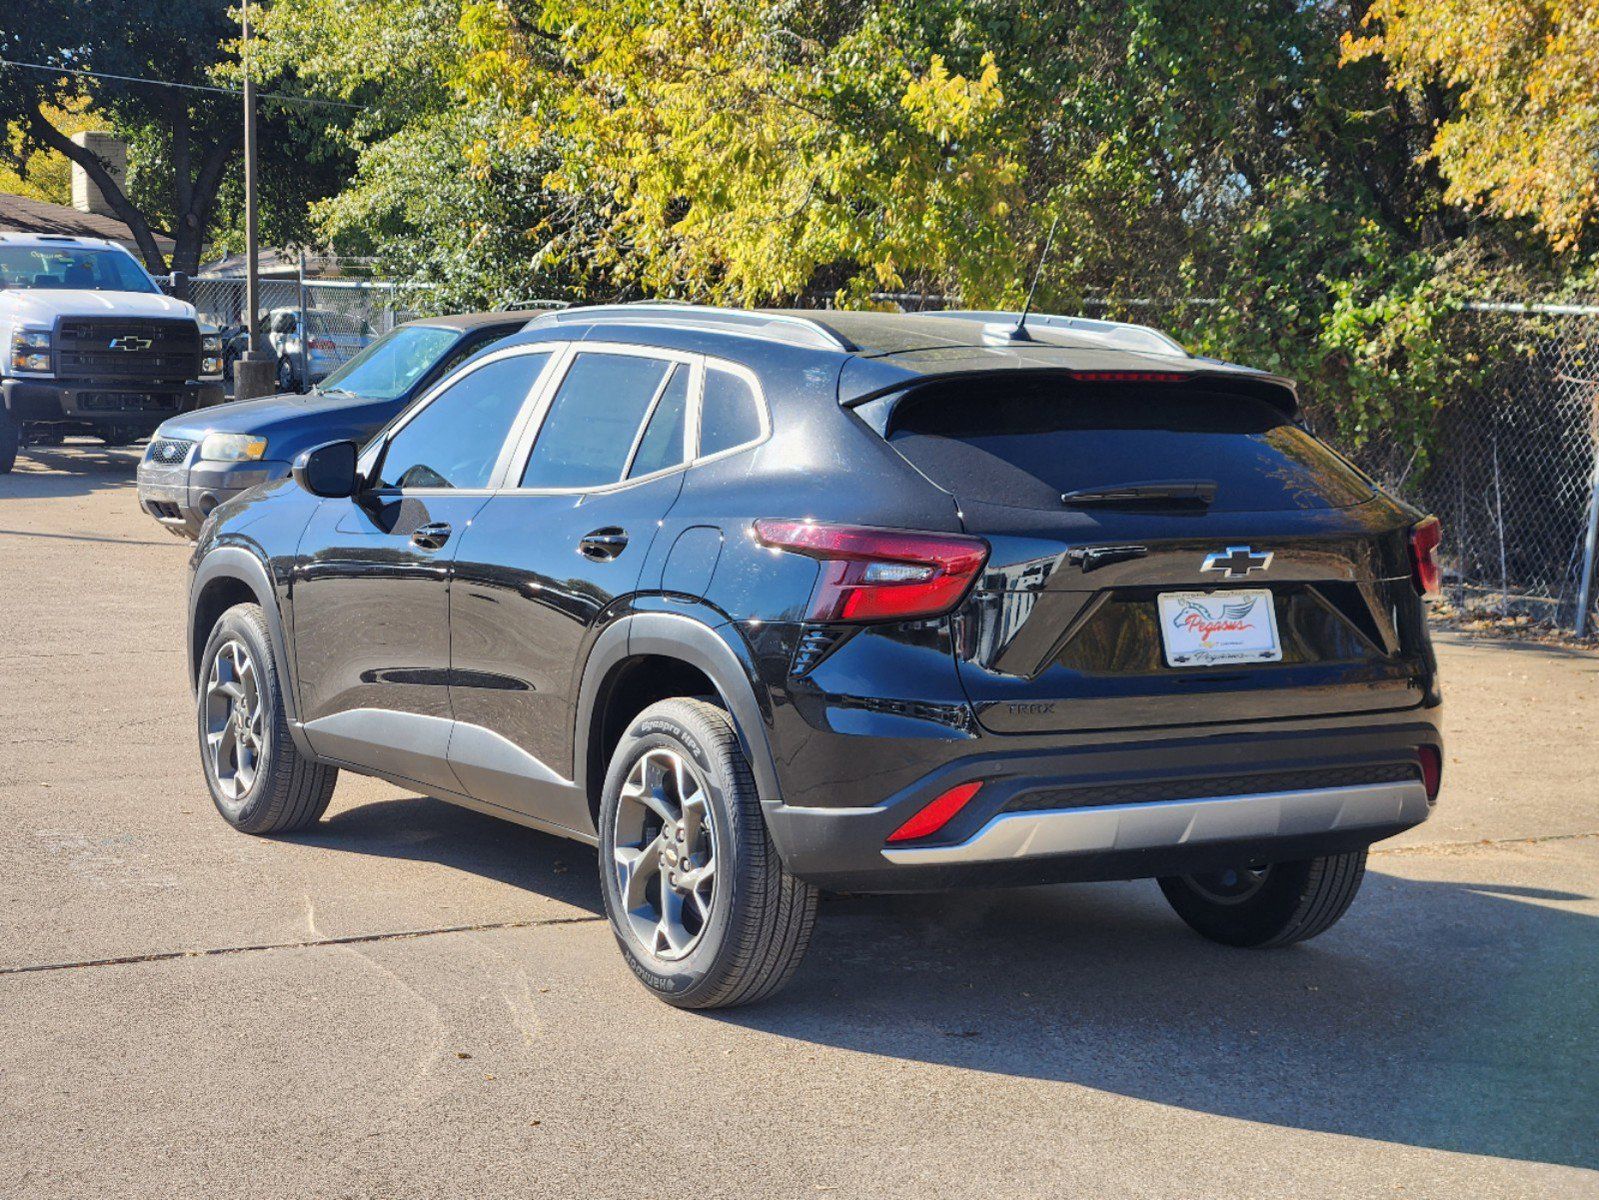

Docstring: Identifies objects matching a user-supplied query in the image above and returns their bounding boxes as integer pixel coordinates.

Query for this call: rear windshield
[883,381,1374,513]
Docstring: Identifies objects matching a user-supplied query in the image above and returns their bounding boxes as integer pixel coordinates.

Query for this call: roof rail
[524,302,854,352]
[919,309,1189,358]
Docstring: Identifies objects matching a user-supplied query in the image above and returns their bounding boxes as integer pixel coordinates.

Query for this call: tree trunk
[25,107,239,280]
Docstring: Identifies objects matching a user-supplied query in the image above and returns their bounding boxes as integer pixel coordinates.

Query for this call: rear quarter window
[884,380,1374,513]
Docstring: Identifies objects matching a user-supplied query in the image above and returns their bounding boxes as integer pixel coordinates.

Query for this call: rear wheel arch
[576,613,781,828]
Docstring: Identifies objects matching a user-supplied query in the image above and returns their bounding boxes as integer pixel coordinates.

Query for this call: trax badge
[1200,545,1272,578]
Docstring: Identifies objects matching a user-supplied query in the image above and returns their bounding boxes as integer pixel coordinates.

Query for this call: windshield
[316,324,459,400]
[0,245,158,294]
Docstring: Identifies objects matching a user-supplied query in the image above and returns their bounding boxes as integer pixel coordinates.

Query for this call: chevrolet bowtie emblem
[109,335,153,352]
[1200,546,1273,578]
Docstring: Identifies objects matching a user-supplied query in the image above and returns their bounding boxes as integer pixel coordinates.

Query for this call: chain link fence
[187,275,430,390]
[1346,307,1599,634]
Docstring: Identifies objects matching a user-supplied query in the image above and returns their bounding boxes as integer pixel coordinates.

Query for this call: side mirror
[166,270,189,298]
[292,440,360,498]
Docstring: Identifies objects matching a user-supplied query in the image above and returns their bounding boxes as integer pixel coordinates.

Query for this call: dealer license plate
[1157,589,1281,667]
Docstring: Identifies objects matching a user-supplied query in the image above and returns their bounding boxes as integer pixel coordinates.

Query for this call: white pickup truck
[0,232,225,473]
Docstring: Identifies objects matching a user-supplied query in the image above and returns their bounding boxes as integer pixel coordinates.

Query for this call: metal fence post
[297,250,310,390]
[1576,416,1599,638]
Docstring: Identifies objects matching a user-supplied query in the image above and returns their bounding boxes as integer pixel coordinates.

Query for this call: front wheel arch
[189,547,304,738]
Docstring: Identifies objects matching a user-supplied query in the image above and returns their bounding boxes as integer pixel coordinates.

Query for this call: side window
[520,352,673,489]
[698,367,763,457]
[375,352,549,490]
[625,365,690,479]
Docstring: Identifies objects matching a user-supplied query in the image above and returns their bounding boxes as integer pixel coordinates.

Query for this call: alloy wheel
[204,638,264,801]
[611,748,718,961]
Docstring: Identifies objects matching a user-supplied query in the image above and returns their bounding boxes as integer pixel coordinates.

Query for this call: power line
[0,58,364,111]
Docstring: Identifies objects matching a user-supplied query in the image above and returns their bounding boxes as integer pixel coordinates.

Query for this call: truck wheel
[276,356,298,393]
[197,602,337,834]
[1158,850,1368,948]
[598,698,818,1009]
[0,412,16,473]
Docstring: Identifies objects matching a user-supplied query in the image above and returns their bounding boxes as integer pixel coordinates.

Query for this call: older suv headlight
[199,432,268,462]
[10,329,51,373]
[200,331,224,378]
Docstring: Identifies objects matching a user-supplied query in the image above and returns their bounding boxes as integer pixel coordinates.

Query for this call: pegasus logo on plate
[1200,546,1272,578]
[108,335,153,352]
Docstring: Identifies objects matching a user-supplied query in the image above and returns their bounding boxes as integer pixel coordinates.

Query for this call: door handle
[411,521,453,551]
[579,527,629,561]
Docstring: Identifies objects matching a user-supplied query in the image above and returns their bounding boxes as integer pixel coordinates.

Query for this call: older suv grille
[147,437,195,466]
[56,318,199,381]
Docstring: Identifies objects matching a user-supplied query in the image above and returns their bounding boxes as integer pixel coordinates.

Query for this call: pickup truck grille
[55,318,198,382]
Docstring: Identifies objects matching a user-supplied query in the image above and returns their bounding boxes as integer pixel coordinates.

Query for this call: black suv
[186,305,1443,1008]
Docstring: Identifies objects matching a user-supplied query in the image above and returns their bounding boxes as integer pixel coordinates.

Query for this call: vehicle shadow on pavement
[0,441,144,503]
[726,870,1599,1172]
[292,794,1596,1169]
[299,794,605,914]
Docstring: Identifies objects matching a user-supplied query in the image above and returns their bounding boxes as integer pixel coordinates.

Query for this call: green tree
[1347,0,1599,251]
[0,0,347,273]
[259,0,1581,461]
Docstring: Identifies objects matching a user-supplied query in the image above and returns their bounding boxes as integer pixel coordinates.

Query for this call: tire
[598,698,818,1009]
[1158,850,1368,948]
[0,411,16,473]
[276,356,298,393]
[197,602,337,835]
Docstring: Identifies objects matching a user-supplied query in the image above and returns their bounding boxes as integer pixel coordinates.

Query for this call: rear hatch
[875,375,1429,735]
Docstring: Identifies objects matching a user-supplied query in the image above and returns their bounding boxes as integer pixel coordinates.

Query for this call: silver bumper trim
[880,781,1430,866]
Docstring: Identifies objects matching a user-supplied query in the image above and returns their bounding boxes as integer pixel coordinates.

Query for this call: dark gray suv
[185,304,1444,1008]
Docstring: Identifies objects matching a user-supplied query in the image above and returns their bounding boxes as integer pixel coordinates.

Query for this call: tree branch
[24,111,169,272]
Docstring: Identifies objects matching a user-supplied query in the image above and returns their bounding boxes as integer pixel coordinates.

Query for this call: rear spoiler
[838,357,1300,421]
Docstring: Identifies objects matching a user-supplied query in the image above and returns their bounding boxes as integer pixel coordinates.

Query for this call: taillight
[1409,516,1442,598]
[752,520,989,623]
[887,781,983,843]
[1418,745,1442,801]
[308,337,335,351]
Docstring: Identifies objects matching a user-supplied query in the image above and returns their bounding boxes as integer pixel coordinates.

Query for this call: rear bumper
[764,718,1440,891]
[136,458,290,537]
[3,377,223,429]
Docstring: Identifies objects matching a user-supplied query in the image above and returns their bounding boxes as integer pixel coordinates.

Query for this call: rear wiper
[1060,479,1217,508]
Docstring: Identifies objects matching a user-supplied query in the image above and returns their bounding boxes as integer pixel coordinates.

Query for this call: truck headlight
[199,432,268,462]
[10,329,51,372]
[200,332,224,378]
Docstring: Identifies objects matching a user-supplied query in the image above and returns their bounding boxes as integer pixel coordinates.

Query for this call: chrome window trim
[356,342,566,496]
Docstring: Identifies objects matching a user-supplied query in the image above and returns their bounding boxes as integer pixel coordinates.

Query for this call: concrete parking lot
[2,443,1596,1199]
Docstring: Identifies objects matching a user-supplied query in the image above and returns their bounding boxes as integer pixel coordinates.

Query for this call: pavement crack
[0,914,604,978]
[1374,829,1599,855]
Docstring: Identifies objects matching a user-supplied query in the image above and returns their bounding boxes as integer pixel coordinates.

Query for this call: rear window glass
[884,382,1373,513]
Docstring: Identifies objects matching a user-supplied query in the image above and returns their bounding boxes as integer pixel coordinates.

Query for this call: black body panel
[187,306,1443,892]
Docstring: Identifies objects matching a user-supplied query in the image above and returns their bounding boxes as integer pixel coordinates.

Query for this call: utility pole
[233,3,276,400]
[243,1,259,355]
